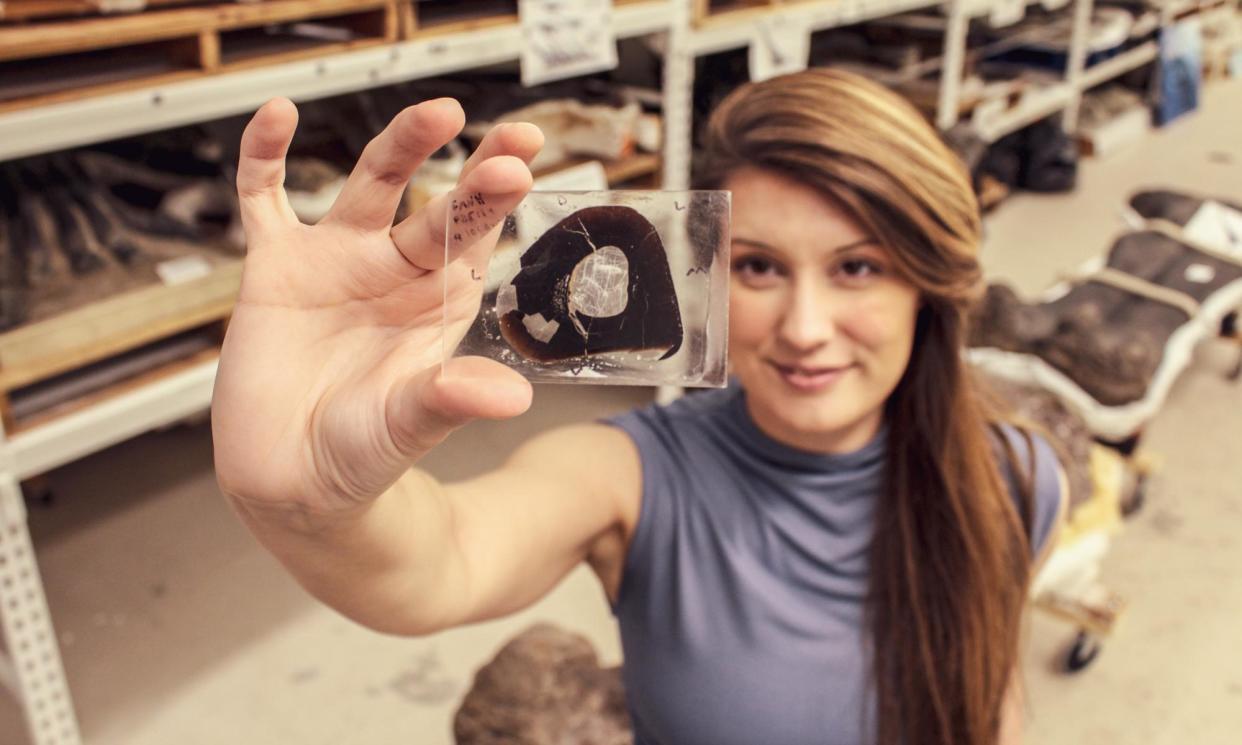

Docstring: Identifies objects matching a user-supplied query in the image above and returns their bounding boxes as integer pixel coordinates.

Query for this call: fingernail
[430,97,464,115]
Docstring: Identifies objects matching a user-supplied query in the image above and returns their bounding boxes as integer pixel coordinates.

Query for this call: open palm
[212,97,543,515]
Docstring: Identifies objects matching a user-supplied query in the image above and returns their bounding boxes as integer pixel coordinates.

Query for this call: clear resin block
[443,190,730,387]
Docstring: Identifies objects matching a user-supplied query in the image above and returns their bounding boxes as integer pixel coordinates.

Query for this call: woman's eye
[733,256,779,278]
[836,258,881,280]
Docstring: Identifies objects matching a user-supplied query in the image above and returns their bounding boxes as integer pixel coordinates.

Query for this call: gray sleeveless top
[604,383,1061,745]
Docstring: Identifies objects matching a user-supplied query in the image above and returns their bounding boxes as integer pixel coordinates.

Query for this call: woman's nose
[776,282,836,352]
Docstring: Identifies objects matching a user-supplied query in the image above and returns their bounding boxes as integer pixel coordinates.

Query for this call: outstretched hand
[212,97,544,516]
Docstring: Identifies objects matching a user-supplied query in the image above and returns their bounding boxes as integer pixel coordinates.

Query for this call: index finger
[458,122,544,181]
[237,97,300,233]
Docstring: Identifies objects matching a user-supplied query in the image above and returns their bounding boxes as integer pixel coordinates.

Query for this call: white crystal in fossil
[496,283,519,317]
[521,313,561,343]
[568,245,629,319]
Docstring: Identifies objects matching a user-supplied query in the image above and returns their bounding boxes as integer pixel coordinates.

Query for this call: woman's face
[725,167,921,454]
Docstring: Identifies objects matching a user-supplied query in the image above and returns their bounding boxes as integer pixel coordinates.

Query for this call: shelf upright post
[0,467,82,745]
[662,0,695,192]
[1062,0,1097,132]
[658,0,696,406]
[936,0,973,130]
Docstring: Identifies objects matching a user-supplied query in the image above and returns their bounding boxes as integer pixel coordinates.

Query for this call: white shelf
[0,357,218,480]
[1162,0,1230,20]
[1080,41,1159,91]
[0,0,673,162]
[975,81,1074,141]
[687,0,944,56]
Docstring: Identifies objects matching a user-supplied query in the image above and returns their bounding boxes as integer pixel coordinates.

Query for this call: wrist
[225,489,376,537]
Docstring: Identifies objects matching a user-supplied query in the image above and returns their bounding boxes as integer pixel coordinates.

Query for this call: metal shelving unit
[935,0,1097,136]
[976,80,1078,140]
[937,0,1239,140]
[0,1,673,163]
[685,0,943,55]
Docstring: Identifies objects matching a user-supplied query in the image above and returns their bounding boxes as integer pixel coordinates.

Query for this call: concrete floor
[2,79,1241,745]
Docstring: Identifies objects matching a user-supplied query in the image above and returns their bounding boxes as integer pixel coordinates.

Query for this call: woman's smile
[767,360,856,393]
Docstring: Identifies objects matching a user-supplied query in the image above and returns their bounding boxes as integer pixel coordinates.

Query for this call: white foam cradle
[970,210,1242,443]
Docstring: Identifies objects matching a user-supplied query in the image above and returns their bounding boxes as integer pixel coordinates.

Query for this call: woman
[212,69,1064,745]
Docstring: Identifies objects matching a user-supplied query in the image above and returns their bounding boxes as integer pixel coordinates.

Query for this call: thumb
[386,356,533,458]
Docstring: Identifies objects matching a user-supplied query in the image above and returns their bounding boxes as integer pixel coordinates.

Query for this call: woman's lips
[768,361,853,392]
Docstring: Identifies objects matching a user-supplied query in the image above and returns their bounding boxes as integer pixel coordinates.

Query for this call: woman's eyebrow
[731,236,879,254]
[731,237,780,252]
[827,238,880,254]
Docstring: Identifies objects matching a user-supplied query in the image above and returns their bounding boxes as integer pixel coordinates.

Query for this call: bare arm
[232,423,640,635]
[213,98,639,637]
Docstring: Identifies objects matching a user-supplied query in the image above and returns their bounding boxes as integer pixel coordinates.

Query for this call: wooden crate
[692,0,813,26]
[0,0,224,23]
[0,259,241,432]
[0,0,399,113]
[401,0,516,38]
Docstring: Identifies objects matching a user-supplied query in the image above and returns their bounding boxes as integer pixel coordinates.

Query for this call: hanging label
[156,255,214,286]
[749,13,811,83]
[520,0,618,87]
[1184,201,1242,258]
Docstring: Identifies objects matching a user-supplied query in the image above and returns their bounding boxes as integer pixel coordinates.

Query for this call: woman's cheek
[839,293,918,363]
[728,292,778,347]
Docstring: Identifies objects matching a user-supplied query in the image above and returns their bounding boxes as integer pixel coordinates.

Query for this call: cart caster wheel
[1121,474,1147,517]
[1224,312,1241,381]
[1065,631,1102,673]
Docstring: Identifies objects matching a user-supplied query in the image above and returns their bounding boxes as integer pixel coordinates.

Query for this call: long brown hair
[696,68,1034,745]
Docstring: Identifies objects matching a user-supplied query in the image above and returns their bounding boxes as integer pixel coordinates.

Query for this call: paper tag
[94,0,147,13]
[749,13,811,83]
[533,160,610,191]
[1183,201,1242,258]
[286,22,355,42]
[989,0,1026,28]
[1184,263,1216,284]
[156,256,213,286]
[972,96,1009,131]
[519,0,618,87]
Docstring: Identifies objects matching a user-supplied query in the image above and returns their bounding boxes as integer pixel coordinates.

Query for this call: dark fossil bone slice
[497,206,683,363]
